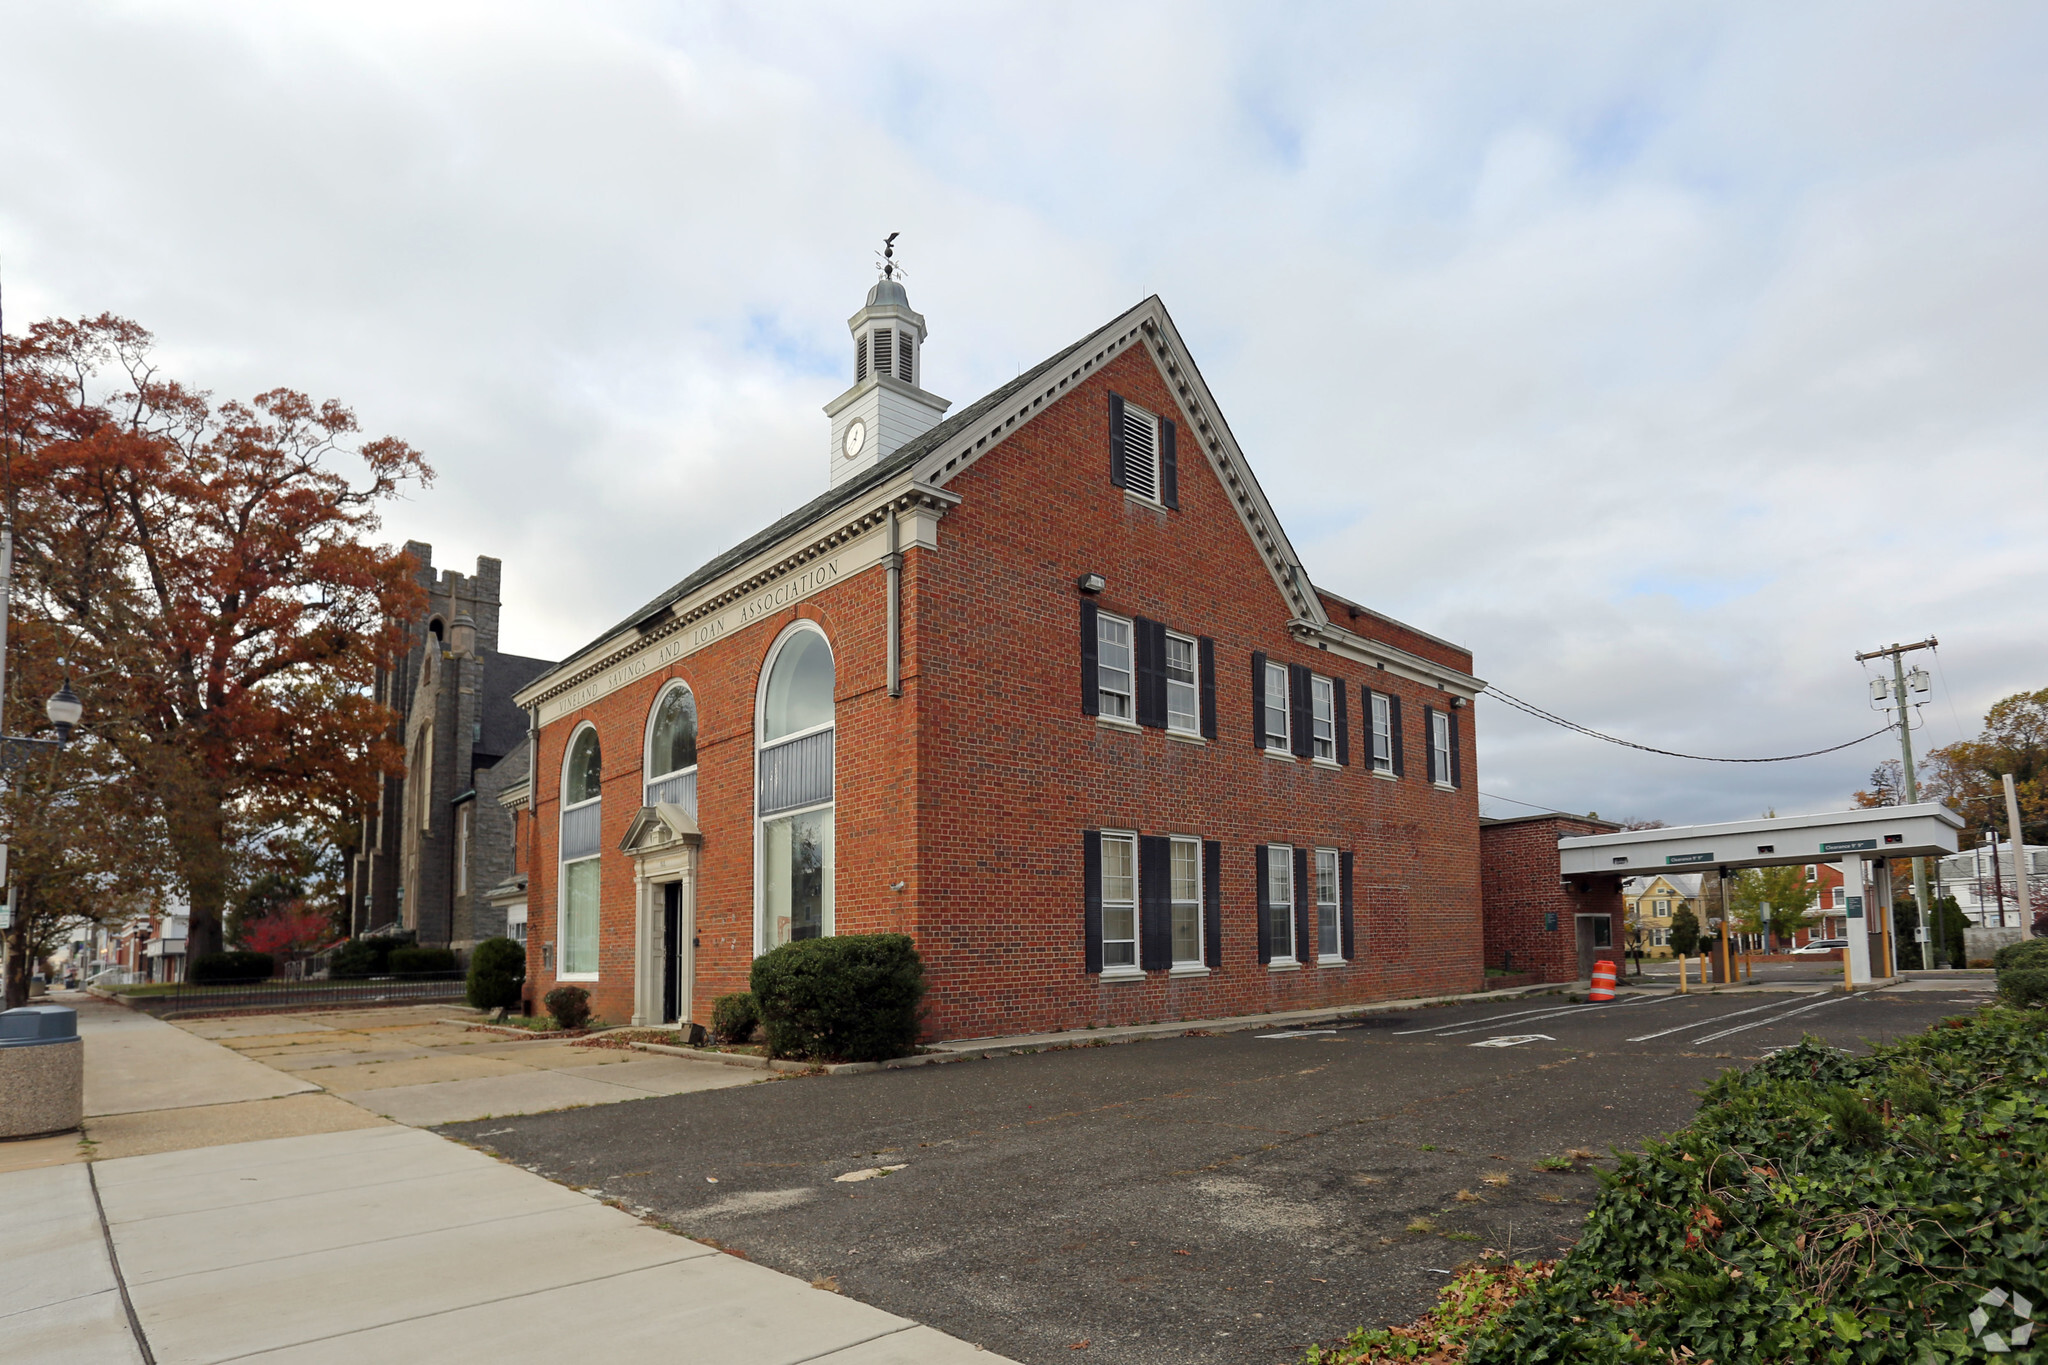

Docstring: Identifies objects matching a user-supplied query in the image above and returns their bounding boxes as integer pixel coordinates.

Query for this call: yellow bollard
[1678,954,1688,994]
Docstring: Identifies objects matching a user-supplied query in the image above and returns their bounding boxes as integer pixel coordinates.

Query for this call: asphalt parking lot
[447,985,1992,1365]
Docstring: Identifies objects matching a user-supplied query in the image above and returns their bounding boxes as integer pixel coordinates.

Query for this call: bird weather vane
[875,232,906,282]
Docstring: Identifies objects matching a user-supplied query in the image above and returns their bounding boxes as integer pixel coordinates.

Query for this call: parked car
[1790,938,1849,955]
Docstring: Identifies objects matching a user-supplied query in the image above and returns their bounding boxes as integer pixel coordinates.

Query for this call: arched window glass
[558,725,602,978]
[645,684,699,812]
[757,625,834,951]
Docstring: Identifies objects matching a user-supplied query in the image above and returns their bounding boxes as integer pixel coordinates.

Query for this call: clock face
[843,419,867,460]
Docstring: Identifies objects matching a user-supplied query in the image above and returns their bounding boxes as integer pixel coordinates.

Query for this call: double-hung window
[1310,676,1335,761]
[1315,848,1341,961]
[1266,844,1295,962]
[1165,632,1199,736]
[1100,832,1138,970]
[1430,710,1452,786]
[1263,662,1290,752]
[1370,693,1393,772]
[1097,613,1134,721]
[1170,836,1202,966]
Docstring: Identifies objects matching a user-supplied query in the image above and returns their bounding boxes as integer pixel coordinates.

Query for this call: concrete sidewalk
[2,997,1012,1364]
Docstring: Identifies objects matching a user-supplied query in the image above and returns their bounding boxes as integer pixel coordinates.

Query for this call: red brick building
[513,283,1486,1039]
[1479,814,1625,983]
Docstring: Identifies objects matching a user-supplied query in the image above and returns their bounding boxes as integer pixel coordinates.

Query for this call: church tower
[823,237,951,486]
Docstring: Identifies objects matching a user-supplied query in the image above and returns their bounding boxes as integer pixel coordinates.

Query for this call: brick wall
[1479,815,1625,983]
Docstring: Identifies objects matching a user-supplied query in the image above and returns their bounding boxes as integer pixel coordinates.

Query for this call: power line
[1482,685,1894,764]
[1478,789,1595,818]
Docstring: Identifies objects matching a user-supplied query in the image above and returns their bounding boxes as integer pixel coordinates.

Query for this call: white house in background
[1935,842,2048,927]
[142,905,190,983]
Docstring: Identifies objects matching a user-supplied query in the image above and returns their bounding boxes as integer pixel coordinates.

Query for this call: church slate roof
[475,651,556,763]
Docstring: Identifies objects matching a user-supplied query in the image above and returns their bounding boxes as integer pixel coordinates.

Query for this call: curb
[624,1041,817,1074]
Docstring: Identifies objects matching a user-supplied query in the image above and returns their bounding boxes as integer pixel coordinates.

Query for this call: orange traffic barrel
[1588,959,1618,1002]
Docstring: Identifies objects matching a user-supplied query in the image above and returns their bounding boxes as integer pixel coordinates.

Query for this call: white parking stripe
[1690,991,1852,1045]
[1391,1000,1592,1036]
[1626,993,1825,1043]
[1427,993,1677,1039]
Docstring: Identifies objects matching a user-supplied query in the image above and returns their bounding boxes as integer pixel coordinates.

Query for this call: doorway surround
[619,802,702,1027]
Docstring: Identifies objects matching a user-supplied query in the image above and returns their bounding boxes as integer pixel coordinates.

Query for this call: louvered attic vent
[1121,404,1159,501]
[873,329,894,380]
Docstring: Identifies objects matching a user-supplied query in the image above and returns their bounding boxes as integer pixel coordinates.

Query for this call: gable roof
[519,295,1479,709]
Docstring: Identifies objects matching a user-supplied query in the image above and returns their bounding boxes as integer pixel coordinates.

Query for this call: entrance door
[1575,914,1612,981]
[661,882,682,1024]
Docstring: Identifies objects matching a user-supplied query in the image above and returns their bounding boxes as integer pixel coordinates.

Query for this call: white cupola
[823,238,951,487]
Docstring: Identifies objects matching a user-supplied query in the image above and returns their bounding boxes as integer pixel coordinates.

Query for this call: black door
[661,882,681,1024]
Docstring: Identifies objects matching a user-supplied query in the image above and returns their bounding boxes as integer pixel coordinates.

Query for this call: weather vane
[876,232,905,282]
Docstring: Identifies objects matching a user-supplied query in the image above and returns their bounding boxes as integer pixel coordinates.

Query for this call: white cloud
[3,0,2044,825]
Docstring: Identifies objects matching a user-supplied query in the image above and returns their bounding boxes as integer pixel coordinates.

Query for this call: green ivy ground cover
[1313,1007,2048,1364]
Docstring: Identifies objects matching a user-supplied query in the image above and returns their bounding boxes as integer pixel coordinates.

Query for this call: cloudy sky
[4,2,2044,826]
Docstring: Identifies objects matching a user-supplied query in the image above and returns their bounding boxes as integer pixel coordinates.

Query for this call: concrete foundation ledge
[0,1036,84,1138]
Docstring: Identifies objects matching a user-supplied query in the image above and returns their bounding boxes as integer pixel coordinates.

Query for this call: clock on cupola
[823,234,952,488]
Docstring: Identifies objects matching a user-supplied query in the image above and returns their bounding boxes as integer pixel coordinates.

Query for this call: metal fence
[119,972,468,1015]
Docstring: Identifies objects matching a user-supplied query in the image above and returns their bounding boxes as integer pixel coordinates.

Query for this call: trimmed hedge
[1314,1007,2048,1363]
[1994,935,2048,975]
[388,946,457,975]
[189,951,275,984]
[329,935,412,979]
[2000,967,2048,1008]
[544,985,591,1031]
[466,937,525,1011]
[711,992,760,1045]
[749,933,925,1062]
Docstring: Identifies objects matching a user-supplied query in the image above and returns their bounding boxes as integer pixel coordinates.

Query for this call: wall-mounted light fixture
[1450,696,1467,710]
[1077,572,1106,594]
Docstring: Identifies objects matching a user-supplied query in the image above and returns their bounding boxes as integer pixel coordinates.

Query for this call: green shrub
[466,937,526,1011]
[544,985,591,1030]
[2000,966,2048,1008]
[710,992,760,1045]
[1993,936,2048,975]
[749,933,925,1062]
[387,945,456,975]
[328,934,413,979]
[188,951,275,984]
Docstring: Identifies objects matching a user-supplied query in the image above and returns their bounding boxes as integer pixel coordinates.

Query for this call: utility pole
[1855,638,1939,964]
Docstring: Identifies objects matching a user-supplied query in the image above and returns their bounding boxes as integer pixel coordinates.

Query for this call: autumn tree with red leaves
[4,314,429,965]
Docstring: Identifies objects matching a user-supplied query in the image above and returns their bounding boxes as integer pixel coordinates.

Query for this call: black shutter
[1390,694,1405,776]
[1133,616,1162,729]
[1340,851,1356,960]
[1423,705,1438,783]
[1083,831,1103,974]
[1198,637,1217,740]
[1334,679,1350,766]
[1108,393,1127,489]
[1449,709,1463,788]
[1139,835,1172,971]
[1289,663,1313,759]
[1159,418,1179,509]
[1255,844,1272,964]
[1080,600,1099,717]
[1294,847,1313,962]
[1250,650,1267,750]
[1203,839,1223,968]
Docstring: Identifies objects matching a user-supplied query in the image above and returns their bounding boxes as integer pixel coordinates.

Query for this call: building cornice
[1286,617,1485,697]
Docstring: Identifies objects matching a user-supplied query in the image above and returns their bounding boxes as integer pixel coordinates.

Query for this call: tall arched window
[756,624,834,951]
[645,682,699,815]
[559,724,603,978]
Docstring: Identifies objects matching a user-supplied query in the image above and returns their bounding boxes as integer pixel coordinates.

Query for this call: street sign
[1821,839,1878,853]
[1666,852,1715,865]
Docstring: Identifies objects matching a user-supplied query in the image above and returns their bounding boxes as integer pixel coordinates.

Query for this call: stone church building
[513,275,1485,1039]
[353,546,554,950]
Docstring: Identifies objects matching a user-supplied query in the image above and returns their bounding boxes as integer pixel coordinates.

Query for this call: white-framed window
[454,803,471,895]
[1315,848,1341,960]
[1805,865,1817,882]
[1655,898,1669,915]
[1097,613,1134,721]
[1266,844,1295,962]
[1311,676,1335,761]
[1830,887,1843,909]
[1120,403,1161,503]
[1165,632,1199,736]
[558,723,603,979]
[1431,710,1452,785]
[507,903,528,945]
[1170,836,1202,965]
[757,623,835,953]
[645,681,699,813]
[1101,831,1138,970]
[1370,692,1393,772]
[1264,663,1291,752]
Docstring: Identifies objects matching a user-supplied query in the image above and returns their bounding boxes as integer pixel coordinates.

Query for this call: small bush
[1993,936,2048,975]
[2000,966,2048,1008]
[328,934,414,979]
[189,951,275,984]
[544,985,591,1030]
[388,946,457,975]
[467,937,525,1010]
[749,933,926,1062]
[711,992,760,1045]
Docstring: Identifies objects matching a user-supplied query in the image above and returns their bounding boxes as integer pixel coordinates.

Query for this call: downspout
[886,504,903,698]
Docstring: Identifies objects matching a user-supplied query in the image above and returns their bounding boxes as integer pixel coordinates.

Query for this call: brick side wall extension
[1480,815,1625,984]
